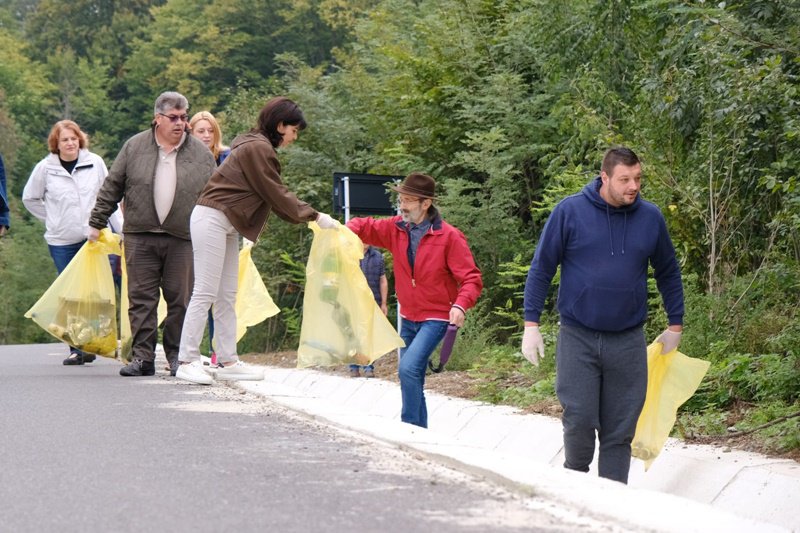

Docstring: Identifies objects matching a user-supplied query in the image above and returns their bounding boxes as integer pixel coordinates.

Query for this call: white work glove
[656,328,682,354]
[521,325,545,366]
[316,212,339,229]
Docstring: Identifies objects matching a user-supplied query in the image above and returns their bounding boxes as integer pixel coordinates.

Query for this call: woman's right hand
[316,213,340,229]
[87,227,101,242]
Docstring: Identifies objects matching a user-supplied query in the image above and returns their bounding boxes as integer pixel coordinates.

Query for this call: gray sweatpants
[555,323,647,484]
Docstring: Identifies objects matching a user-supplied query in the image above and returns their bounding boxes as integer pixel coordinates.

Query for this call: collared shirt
[360,246,385,304]
[406,218,431,268]
[153,130,186,224]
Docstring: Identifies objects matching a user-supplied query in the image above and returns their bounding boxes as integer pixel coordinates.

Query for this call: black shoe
[63,352,84,366]
[83,354,96,363]
[168,357,179,377]
[120,359,155,377]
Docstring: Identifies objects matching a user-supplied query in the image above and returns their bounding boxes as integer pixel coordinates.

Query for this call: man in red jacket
[347,173,483,428]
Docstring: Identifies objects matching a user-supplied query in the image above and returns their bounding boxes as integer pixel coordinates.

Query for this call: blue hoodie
[524,176,683,332]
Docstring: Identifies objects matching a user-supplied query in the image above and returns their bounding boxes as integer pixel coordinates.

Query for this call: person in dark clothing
[521,146,684,484]
[0,153,9,238]
[349,243,388,378]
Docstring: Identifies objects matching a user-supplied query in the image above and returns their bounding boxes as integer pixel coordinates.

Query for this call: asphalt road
[0,343,613,533]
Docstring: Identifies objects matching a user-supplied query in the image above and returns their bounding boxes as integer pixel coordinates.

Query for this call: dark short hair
[601,147,640,176]
[254,97,307,148]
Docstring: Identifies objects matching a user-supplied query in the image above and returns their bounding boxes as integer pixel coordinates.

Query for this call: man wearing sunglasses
[89,91,216,377]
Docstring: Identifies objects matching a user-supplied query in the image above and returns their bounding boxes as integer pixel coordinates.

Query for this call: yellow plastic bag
[118,243,278,359]
[632,342,711,470]
[235,243,279,341]
[25,229,121,357]
[297,222,404,368]
[118,245,168,361]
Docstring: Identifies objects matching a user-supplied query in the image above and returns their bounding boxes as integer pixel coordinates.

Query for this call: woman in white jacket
[23,119,122,366]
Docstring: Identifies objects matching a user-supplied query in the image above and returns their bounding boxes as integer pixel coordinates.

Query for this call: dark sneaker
[63,352,84,366]
[119,359,155,377]
[168,357,179,377]
[83,354,96,363]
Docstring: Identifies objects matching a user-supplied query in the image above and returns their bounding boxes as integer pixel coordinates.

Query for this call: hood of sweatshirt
[581,176,640,256]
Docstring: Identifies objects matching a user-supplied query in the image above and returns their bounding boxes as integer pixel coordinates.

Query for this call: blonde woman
[189,110,231,363]
[190,111,231,166]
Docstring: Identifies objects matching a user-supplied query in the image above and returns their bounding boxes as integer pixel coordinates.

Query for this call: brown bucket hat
[390,172,437,200]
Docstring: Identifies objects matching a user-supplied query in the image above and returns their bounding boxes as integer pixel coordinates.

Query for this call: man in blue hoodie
[521,147,684,484]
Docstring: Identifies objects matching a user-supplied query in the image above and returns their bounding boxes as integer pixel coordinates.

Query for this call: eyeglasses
[397,197,422,207]
[159,112,189,123]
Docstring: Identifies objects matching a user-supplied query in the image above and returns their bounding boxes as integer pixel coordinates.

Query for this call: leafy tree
[123,0,350,126]
[23,0,163,62]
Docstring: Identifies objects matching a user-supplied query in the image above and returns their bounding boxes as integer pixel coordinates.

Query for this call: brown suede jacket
[196,132,317,242]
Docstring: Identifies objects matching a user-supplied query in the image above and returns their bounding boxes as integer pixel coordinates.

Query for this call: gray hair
[153,91,189,115]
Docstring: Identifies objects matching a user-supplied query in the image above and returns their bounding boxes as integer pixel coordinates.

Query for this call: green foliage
[0,211,57,344]
[470,346,556,407]
[491,253,532,337]
[2,0,800,455]
[468,319,558,407]
[734,402,800,455]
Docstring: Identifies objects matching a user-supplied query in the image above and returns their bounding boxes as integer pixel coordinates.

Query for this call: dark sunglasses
[159,112,189,123]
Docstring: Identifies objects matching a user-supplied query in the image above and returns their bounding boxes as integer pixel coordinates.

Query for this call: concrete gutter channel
[232,366,799,532]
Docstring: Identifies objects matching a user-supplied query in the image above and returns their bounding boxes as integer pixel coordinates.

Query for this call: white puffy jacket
[23,149,122,246]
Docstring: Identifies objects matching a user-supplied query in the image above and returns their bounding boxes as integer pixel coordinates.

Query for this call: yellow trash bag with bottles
[632,342,711,470]
[297,222,404,368]
[24,228,121,357]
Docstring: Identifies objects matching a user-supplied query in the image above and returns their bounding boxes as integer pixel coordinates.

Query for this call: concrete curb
[233,366,797,532]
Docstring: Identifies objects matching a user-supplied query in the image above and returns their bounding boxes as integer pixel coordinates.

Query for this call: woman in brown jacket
[176,97,338,384]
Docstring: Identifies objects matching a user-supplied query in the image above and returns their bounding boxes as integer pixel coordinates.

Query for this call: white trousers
[179,205,240,363]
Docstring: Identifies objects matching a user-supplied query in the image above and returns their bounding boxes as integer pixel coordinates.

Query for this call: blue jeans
[48,242,85,274]
[49,241,122,290]
[49,242,86,355]
[348,296,381,373]
[398,319,448,428]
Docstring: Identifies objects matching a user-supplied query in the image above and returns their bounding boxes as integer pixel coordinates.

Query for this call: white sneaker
[215,361,265,381]
[176,361,214,385]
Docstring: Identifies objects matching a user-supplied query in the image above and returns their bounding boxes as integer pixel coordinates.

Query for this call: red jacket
[347,214,483,322]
